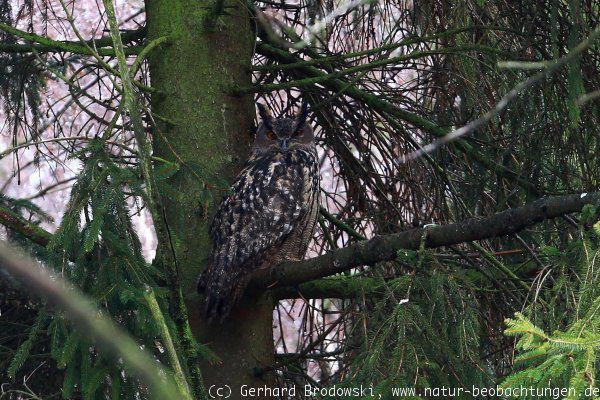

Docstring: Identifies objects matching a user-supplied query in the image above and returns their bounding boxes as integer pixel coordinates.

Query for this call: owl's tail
[196,267,249,323]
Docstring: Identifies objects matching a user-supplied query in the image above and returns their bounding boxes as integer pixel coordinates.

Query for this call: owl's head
[254,103,314,152]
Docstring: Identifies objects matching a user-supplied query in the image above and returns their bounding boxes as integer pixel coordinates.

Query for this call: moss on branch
[0,23,143,56]
[0,206,52,247]
[272,276,405,299]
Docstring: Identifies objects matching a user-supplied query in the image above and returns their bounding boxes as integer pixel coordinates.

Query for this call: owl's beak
[278,138,289,151]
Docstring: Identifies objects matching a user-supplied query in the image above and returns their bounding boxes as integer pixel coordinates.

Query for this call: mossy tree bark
[145,1,275,398]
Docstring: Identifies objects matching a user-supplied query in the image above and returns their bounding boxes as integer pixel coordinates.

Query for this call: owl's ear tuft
[294,101,309,130]
[257,103,273,129]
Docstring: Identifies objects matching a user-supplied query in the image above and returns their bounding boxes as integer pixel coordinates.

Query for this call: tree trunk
[145,1,275,398]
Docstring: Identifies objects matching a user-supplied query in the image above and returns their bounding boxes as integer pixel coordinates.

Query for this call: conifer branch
[0,206,52,247]
[144,288,194,400]
[403,24,600,161]
[272,276,397,299]
[0,241,182,399]
[101,4,203,397]
[243,46,504,94]
[251,25,490,71]
[319,207,365,241]
[251,192,600,290]
[253,40,541,195]
[0,23,143,55]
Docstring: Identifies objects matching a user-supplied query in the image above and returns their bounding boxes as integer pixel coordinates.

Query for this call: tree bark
[145,1,275,398]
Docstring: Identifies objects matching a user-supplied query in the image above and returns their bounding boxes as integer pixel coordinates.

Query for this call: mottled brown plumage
[197,103,319,322]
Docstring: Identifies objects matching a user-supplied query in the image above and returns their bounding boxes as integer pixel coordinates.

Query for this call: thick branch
[0,206,52,246]
[251,192,600,289]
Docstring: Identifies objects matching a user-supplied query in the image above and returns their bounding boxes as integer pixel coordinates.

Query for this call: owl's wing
[198,150,316,321]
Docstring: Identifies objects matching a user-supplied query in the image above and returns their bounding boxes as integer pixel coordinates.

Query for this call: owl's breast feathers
[198,147,319,320]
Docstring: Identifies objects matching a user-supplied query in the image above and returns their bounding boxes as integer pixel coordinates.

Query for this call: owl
[197,103,320,322]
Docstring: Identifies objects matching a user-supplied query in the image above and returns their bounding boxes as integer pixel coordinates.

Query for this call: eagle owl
[197,103,320,321]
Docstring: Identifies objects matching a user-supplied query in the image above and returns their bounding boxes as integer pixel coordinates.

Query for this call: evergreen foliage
[501,206,600,398]
[0,0,598,398]
[3,139,182,399]
[344,268,487,398]
[0,0,45,148]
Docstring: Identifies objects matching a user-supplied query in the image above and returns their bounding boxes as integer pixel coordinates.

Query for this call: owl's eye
[266,131,276,140]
